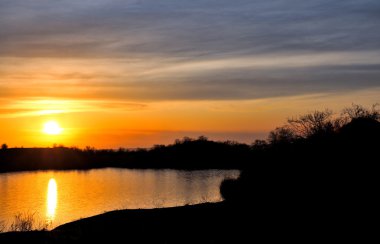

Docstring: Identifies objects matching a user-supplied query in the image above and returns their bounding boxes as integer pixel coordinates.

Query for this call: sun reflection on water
[46,178,57,221]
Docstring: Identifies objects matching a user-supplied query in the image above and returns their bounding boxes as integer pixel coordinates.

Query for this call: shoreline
[0,166,241,175]
[0,202,242,243]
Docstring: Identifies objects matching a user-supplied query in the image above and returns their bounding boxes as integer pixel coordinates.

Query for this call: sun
[43,121,63,135]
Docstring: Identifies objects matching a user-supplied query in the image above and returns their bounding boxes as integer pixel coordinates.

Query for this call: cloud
[0,0,380,101]
[0,98,147,118]
[2,0,380,57]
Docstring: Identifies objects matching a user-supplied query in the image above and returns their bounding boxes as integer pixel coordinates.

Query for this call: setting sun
[43,121,63,135]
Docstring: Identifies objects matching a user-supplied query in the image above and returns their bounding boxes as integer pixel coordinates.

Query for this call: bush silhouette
[1,144,7,150]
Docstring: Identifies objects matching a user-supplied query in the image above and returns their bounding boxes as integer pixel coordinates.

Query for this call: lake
[0,168,239,230]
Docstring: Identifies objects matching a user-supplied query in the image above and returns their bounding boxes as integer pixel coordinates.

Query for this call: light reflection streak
[46,178,57,221]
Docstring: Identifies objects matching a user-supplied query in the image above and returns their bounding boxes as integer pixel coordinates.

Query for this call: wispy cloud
[0,0,379,102]
[0,98,147,118]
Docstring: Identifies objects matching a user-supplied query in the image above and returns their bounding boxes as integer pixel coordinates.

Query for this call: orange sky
[0,88,379,148]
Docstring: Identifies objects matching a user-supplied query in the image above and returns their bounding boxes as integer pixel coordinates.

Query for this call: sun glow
[43,121,63,135]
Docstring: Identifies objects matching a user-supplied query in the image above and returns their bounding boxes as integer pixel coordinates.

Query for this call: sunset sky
[1,0,379,148]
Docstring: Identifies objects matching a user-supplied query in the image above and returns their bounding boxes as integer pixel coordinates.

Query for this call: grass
[1,212,51,233]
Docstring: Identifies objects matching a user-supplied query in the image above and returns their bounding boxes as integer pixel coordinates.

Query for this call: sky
[0,0,379,148]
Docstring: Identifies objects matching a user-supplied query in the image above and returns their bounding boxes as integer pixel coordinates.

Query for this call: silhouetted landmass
[220,104,379,240]
[0,137,252,172]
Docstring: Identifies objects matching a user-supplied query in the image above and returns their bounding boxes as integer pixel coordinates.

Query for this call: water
[0,168,239,230]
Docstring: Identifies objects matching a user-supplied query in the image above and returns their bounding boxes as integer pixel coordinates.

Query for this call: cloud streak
[0,98,147,118]
[1,0,380,102]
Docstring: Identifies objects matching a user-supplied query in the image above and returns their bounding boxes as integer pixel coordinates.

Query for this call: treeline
[248,103,380,163]
[1,104,379,173]
[0,137,252,172]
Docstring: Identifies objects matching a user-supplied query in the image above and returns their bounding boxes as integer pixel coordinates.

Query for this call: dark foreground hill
[0,201,362,243]
[0,203,243,243]
[0,198,375,243]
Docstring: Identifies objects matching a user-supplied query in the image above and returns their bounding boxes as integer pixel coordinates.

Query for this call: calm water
[0,168,239,230]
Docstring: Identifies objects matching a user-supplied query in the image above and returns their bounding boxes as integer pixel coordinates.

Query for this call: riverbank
[0,202,246,243]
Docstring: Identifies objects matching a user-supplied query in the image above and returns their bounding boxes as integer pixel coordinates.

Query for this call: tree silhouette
[268,126,296,144]
[342,103,380,120]
[286,109,339,138]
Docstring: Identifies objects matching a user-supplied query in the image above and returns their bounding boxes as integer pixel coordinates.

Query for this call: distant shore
[0,138,250,173]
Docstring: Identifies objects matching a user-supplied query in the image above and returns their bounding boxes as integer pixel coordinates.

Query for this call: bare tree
[287,110,338,138]
[342,103,380,121]
[266,104,379,146]
[268,126,296,144]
